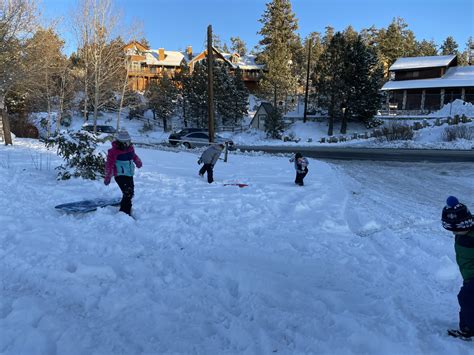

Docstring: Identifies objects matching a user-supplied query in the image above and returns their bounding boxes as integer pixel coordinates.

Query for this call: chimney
[158,48,165,61]
[186,45,193,60]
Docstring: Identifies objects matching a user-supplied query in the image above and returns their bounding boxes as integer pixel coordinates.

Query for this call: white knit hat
[116,129,131,143]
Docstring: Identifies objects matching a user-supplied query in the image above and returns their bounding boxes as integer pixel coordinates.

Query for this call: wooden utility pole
[207,25,215,143]
[303,37,312,123]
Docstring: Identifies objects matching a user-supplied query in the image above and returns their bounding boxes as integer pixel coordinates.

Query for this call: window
[188,133,208,139]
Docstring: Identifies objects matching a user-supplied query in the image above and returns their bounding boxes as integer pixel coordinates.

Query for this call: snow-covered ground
[1,139,473,354]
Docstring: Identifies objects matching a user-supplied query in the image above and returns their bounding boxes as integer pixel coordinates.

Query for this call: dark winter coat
[455,230,474,282]
[199,145,224,166]
[290,155,309,173]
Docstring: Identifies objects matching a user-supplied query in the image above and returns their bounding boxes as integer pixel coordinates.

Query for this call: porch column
[420,89,426,111]
[440,89,445,108]
[402,90,407,110]
[461,88,466,101]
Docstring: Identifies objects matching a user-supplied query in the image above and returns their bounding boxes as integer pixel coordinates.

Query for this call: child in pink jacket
[104,129,142,215]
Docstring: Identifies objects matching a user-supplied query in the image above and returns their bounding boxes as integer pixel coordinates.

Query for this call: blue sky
[41,0,473,54]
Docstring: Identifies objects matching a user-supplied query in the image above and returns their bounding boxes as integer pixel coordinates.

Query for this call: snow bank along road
[0,140,473,354]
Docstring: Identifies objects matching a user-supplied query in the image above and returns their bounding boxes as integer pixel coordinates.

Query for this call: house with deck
[188,47,264,92]
[381,55,474,114]
[125,41,192,91]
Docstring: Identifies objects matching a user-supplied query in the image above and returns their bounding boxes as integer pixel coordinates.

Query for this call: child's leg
[199,165,206,176]
[458,280,474,334]
[115,176,134,215]
[206,164,214,183]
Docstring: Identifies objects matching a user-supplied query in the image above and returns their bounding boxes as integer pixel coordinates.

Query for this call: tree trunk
[340,109,348,134]
[163,117,167,132]
[0,96,13,145]
[328,99,334,136]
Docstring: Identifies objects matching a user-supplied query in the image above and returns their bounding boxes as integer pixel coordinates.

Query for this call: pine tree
[377,17,417,75]
[186,62,209,127]
[415,39,438,56]
[264,108,284,139]
[459,37,474,66]
[314,32,347,136]
[230,68,249,126]
[257,0,299,112]
[145,76,178,132]
[440,36,459,55]
[230,36,247,56]
[344,35,383,131]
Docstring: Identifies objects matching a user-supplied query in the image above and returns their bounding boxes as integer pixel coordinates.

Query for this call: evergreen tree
[264,108,284,139]
[230,36,247,56]
[257,0,299,112]
[229,68,249,126]
[344,35,383,132]
[314,32,347,136]
[186,62,209,127]
[360,25,379,46]
[45,130,105,180]
[145,76,178,131]
[377,17,417,75]
[322,26,335,48]
[440,36,459,55]
[459,37,474,66]
[415,39,438,56]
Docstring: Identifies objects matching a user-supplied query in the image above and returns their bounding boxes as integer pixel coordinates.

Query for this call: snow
[381,66,474,90]
[1,138,473,354]
[145,50,185,67]
[429,99,474,117]
[389,55,456,71]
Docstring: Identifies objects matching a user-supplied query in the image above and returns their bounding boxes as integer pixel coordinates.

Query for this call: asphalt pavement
[235,145,474,163]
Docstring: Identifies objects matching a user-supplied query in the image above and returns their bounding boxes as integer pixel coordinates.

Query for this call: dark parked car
[170,131,234,149]
[168,128,207,145]
[82,124,116,134]
[81,124,116,141]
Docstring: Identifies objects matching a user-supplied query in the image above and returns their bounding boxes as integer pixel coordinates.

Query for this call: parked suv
[168,128,207,145]
[170,131,234,150]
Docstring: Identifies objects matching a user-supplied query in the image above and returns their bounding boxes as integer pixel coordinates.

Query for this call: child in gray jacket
[289,152,309,186]
[198,144,224,183]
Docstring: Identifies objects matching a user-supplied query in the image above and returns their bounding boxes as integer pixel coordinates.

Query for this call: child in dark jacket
[442,196,474,339]
[289,152,309,186]
[104,129,142,215]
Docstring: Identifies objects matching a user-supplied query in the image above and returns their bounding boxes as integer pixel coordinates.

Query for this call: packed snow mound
[429,99,474,118]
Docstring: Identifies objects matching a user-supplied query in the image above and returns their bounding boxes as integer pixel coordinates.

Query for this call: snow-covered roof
[381,66,474,91]
[389,55,456,71]
[143,50,185,67]
[221,53,264,71]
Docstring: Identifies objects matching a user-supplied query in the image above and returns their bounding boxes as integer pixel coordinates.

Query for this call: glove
[104,177,111,186]
[197,159,202,165]
[136,160,143,169]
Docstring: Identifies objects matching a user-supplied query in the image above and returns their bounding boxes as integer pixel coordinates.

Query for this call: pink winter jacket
[104,141,142,183]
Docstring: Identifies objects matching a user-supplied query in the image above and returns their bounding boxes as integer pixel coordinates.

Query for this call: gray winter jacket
[199,145,224,165]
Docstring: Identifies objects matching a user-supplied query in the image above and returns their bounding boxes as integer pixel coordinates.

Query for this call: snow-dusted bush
[379,123,414,141]
[45,131,105,180]
[442,126,474,142]
[365,117,384,129]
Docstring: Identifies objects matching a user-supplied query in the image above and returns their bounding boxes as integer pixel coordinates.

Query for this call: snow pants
[115,175,134,215]
[458,280,474,333]
[199,164,214,184]
[295,169,308,186]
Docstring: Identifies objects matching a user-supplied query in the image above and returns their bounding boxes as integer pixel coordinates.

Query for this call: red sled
[223,183,249,188]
